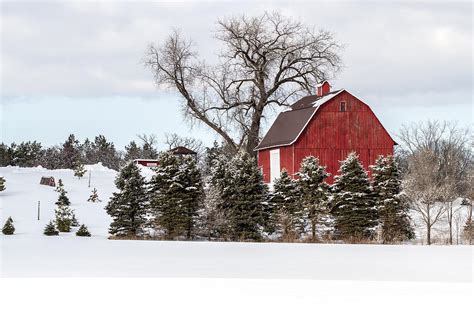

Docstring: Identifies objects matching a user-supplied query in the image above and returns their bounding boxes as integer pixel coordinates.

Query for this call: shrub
[44,220,59,236]
[2,217,15,235]
[76,224,91,237]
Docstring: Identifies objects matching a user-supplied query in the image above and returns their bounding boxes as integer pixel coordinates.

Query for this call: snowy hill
[0,165,472,281]
[0,164,116,238]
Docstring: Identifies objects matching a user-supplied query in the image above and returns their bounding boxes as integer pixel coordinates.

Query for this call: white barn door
[270,149,281,183]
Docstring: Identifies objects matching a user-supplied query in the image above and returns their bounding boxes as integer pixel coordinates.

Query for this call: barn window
[339,101,347,112]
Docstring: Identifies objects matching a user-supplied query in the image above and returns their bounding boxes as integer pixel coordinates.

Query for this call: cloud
[1,1,471,100]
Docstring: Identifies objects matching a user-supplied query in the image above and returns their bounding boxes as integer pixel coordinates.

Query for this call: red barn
[255,81,396,183]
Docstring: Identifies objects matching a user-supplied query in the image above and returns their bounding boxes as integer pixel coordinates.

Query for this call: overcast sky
[1,0,472,150]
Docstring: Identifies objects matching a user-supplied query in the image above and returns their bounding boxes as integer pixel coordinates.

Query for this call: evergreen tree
[92,135,121,170]
[150,152,204,239]
[198,184,230,240]
[0,176,5,192]
[76,224,91,237]
[73,161,87,179]
[371,155,414,243]
[55,178,64,192]
[270,170,303,241]
[44,221,59,236]
[2,217,15,235]
[124,141,142,162]
[331,152,378,242]
[55,187,71,206]
[71,213,80,227]
[55,203,74,232]
[213,151,267,241]
[61,134,81,169]
[296,156,330,241]
[105,162,148,237]
[87,188,102,202]
[203,141,224,175]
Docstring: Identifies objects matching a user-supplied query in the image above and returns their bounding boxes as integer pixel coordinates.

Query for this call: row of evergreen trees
[106,146,414,243]
[0,134,140,171]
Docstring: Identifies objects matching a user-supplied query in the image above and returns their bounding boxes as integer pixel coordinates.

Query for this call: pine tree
[213,151,268,241]
[55,203,74,232]
[124,141,142,162]
[76,224,91,237]
[55,187,71,206]
[296,156,330,241]
[270,170,303,241]
[105,162,148,237]
[0,176,5,192]
[2,217,15,235]
[55,179,64,192]
[71,213,79,227]
[87,188,102,202]
[371,155,414,243]
[150,152,204,240]
[331,152,378,242]
[61,134,81,169]
[73,161,87,179]
[44,221,59,236]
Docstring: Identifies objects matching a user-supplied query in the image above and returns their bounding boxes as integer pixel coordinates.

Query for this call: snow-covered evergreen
[87,188,102,203]
[0,176,5,191]
[55,185,71,206]
[105,162,148,237]
[212,151,268,241]
[270,169,303,241]
[2,216,15,235]
[55,203,74,232]
[296,156,330,241]
[55,178,64,192]
[149,152,203,240]
[371,155,414,242]
[76,224,91,237]
[331,152,378,241]
[43,220,59,236]
[73,161,87,179]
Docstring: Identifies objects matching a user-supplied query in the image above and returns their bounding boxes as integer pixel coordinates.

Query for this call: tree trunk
[427,222,431,245]
[245,104,265,156]
[447,203,453,245]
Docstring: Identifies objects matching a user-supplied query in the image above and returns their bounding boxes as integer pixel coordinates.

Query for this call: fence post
[37,201,40,220]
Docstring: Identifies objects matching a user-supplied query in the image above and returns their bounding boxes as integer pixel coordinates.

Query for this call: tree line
[0,133,202,171]
[104,121,473,245]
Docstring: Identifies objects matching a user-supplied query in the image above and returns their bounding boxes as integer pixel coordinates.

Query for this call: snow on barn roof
[254,89,344,151]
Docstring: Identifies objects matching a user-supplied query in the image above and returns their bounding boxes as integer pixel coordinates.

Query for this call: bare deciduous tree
[145,12,342,155]
[137,134,159,159]
[164,133,204,155]
[399,121,472,244]
[404,149,447,245]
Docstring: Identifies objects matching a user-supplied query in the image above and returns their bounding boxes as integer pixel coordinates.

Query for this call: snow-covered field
[0,165,472,307]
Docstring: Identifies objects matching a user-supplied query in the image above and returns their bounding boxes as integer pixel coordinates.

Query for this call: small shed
[133,159,159,167]
[169,146,197,158]
[40,176,56,187]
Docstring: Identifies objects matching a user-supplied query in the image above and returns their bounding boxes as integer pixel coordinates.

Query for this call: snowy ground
[0,165,472,279]
[0,165,472,307]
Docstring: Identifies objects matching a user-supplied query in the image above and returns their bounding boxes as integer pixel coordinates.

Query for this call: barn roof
[254,90,344,151]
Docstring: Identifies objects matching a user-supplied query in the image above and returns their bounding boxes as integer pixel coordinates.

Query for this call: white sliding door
[270,149,280,183]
